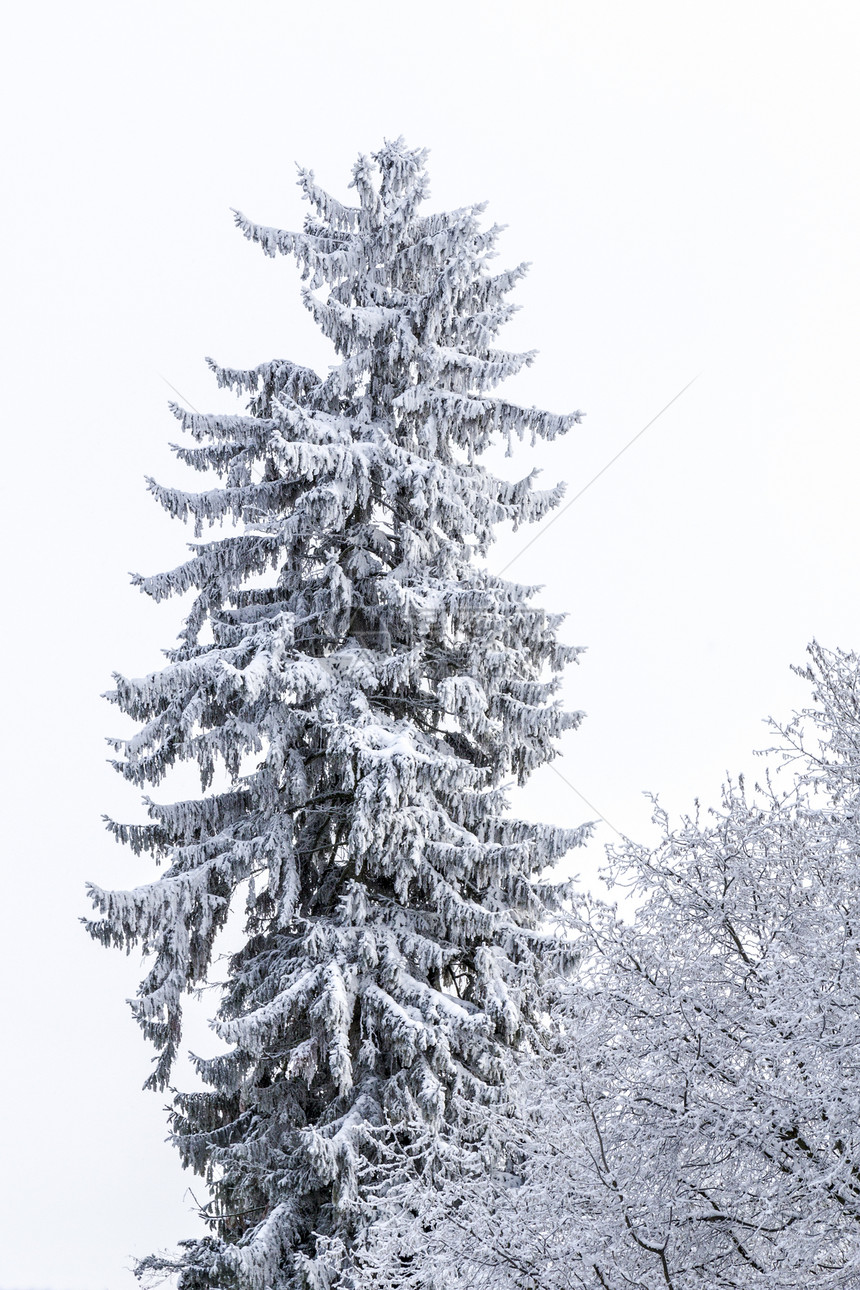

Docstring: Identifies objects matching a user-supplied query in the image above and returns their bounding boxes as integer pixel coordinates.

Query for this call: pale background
[2,2,859,1285]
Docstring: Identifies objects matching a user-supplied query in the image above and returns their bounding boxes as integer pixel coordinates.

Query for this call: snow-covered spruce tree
[87,140,588,1289]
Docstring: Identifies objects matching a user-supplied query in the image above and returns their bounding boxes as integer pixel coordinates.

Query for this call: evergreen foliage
[88,140,588,1289]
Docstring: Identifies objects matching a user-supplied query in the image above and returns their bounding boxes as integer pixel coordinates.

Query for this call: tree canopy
[88,139,587,1290]
[381,643,860,1289]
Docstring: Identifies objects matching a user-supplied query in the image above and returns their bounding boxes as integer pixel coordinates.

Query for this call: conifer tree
[88,140,588,1289]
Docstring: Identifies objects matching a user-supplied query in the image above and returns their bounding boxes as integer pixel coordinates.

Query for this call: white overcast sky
[2,2,859,1286]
